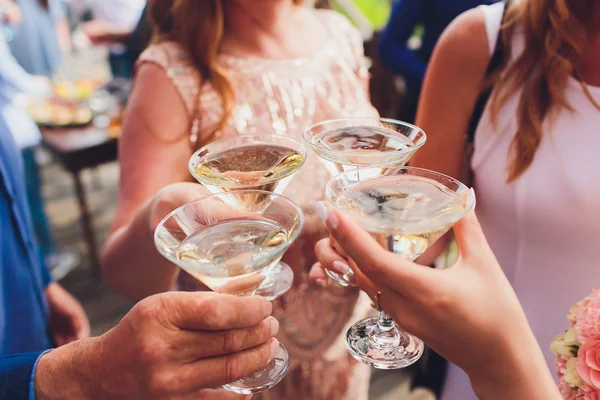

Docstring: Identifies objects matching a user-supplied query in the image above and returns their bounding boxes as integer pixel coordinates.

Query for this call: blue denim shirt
[8,0,64,76]
[0,120,53,398]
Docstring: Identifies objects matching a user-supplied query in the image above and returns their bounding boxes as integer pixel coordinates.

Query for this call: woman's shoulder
[136,41,200,118]
[313,9,366,68]
[138,41,194,71]
[314,8,362,43]
[434,7,490,64]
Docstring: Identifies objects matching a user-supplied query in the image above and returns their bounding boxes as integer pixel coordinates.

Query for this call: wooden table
[42,126,118,274]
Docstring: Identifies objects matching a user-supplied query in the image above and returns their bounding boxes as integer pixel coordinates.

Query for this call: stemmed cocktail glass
[154,190,304,394]
[326,167,475,369]
[188,135,306,299]
[303,118,427,287]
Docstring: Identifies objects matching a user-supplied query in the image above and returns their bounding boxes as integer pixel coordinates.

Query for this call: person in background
[309,203,561,400]
[70,0,146,78]
[379,0,494,123]
[410,0,600,398]
[3,0,79,279]
[9,0,70,76]
[76,4,152,67]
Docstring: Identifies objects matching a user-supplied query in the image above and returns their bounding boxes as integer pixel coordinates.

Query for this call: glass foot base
[345,317,424,369]
[255,262,294,300]
[223,343,289,394]
[325,268,358,288]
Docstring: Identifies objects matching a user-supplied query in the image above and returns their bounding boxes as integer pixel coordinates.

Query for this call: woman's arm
[411,8,491,265]
[101,63,195,301]
[378,0,427,85]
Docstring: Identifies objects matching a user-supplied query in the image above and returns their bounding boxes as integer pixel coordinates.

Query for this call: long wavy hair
[148,0,305,140]
[490,0,600,182]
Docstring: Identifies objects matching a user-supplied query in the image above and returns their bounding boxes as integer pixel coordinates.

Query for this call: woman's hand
[146,182,211,233]
[310,201,560,400]
[45,283,91,347]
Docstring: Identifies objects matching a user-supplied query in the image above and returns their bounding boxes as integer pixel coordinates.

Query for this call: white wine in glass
[176,218,289,296]
[190,136,306,208]
[304,118,427,287]
[336,174,468,260]
[303,118,426,177]
[188,135,307,300]
[154,191,305,394]
[326,167,475,370]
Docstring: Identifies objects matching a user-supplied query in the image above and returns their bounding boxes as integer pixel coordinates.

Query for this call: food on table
[28,100,93,127]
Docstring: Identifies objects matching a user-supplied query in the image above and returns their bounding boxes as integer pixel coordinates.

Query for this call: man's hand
[35,292,279,399]
[81,19,131,45]
[45,282,90,346]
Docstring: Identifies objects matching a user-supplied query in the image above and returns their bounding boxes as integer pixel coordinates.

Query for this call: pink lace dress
[138,10,378,400]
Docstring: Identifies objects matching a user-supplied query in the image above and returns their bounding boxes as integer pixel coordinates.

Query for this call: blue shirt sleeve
[379,0,428,89]
[0,31,50,95]
[0,351,48,400]
[39,248,53,289]
[48,0,66,22]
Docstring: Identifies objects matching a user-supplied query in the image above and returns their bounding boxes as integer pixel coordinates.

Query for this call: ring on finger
[371,291,382,311]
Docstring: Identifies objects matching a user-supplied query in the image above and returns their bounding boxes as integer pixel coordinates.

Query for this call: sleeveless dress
[442,3,600,399]
[138,10,377,400]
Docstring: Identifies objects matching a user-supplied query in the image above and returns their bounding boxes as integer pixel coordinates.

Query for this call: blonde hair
[149,0,305,142]
[490,0,600,182]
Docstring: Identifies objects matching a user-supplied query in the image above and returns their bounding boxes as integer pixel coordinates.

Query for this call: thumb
[315,201,429,294]
[453,210,493,260]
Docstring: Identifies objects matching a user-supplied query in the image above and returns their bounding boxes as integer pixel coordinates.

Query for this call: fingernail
[328,212,338,229]
[315,201,327,223]
[315,201,339,230]
[332,260,350,275]
[470,188,477,207]
[270,339,280,360]
[267,316,279,336]
[263,300,273,316]
[315,278,328,288]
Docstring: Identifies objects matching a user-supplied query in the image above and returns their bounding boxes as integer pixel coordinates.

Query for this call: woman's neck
[222,0,318,59]
[226,0,297,36]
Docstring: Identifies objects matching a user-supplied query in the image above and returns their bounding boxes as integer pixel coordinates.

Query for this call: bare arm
[101,63,194,300]
[412,9,491,266]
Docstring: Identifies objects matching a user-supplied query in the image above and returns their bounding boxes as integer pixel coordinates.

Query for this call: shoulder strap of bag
[466,0,511,144]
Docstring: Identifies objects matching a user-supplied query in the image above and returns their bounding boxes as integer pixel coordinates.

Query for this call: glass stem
[377,311,395,332]
[371,311,400,349]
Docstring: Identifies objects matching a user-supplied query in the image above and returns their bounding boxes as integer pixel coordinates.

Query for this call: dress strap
[137,42,202,143]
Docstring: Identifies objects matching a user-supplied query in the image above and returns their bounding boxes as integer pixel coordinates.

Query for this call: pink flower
[571,297,592,326]
[559,379,600,400]
[576,339,600,392]
[558,356,569,378]
[577,294,600,343]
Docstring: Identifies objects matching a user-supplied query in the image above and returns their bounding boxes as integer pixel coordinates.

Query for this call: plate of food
[28,99,94,128]
[53,78,105,102]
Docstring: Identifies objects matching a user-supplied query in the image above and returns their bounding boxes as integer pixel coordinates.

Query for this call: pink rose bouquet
[552,289,600,399]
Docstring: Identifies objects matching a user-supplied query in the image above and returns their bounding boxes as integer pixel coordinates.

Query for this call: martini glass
[326,167,475,369]
[303,118,427,287]
[154,190,304,394]
[188,135,307,300]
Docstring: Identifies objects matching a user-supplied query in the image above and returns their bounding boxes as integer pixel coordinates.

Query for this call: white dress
[442,3,600,399]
